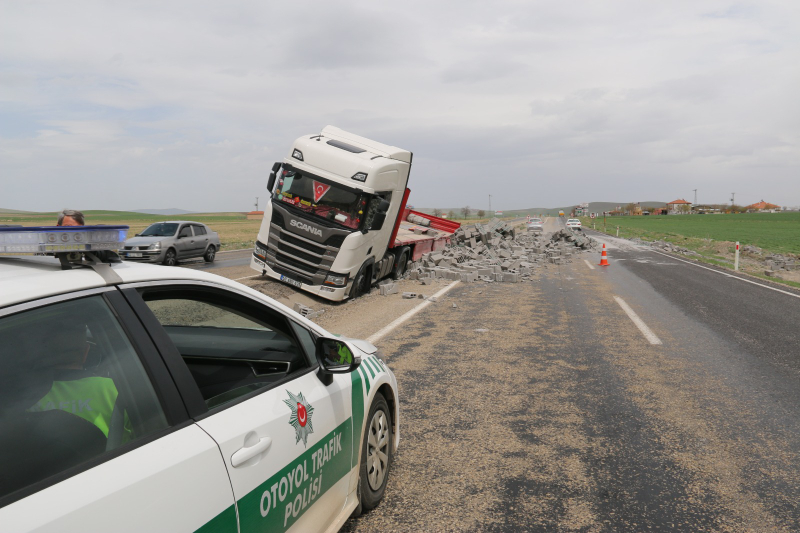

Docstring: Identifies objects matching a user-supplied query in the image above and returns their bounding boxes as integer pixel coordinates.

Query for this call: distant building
[745,200,780,213]
[667,199,692,214]
[693,205,720,214]
[247,210,264,220]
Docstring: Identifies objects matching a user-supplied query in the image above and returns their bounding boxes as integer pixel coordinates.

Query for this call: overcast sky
[2,0,798,212]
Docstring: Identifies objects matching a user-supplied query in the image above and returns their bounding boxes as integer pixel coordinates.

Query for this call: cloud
[0,0,798,212]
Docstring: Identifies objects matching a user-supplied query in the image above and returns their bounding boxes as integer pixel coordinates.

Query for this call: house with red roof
[246,210,264,220]
[666,199,692,214]
[745,201,780,213]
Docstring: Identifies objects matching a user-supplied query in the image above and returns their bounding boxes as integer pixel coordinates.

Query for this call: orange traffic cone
[599,243,610,266]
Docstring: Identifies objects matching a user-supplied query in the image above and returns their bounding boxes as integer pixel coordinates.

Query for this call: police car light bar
[0,225,129,255]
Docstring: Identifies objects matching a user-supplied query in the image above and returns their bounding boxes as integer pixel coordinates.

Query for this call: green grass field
[583,212,800,256]
[1,211,262,250]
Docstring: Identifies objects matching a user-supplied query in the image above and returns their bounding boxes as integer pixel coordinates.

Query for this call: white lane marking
[613,296,663,345]
[648,249,800,300]
[367,281,461,344]
[583,259,595,270]
[233,274,263,281]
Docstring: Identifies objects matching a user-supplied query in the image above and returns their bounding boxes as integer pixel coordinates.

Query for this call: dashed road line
[367,281,461,344]
[583,259,595,270]
[613,296,662,345]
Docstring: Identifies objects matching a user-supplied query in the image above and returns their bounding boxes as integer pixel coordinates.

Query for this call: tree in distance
[461,205,471,219]
[432,208,443,217]
[477,209,485,218]
[448,210,456,219]
[624,202,637,215]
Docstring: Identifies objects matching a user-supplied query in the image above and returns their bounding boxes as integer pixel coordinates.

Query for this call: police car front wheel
[360,393,393,510]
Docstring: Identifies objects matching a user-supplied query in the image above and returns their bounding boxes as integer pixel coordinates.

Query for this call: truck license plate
[128,252,142,258]
[280,275,302,288]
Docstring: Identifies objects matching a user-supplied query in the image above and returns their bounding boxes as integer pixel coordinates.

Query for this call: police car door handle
[231,436,272,468]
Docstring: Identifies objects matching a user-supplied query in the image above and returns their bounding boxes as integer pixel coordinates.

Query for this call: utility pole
[693,189,697,206]
[255,197,259,211]
[731,192,735,210]
[488,194,492,215]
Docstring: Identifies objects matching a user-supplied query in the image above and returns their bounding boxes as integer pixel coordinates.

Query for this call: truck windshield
[273,169,367,230]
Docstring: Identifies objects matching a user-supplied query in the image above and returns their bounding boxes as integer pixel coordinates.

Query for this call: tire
[359,393,393,511]
[162,248,177,267]
[391,249,409,280]
[203,246,216,263]
[349,264,371,299]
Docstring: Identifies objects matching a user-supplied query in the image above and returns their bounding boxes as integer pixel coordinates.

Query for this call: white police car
[0,225,399,532]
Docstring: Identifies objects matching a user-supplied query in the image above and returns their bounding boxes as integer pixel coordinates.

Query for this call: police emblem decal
[284,391,315,446]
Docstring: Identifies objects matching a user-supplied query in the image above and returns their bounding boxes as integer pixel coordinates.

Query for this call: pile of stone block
[765,255,798,273]
[393,219,597,286]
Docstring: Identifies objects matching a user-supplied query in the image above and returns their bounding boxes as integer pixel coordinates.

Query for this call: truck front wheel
[350,263,371,299]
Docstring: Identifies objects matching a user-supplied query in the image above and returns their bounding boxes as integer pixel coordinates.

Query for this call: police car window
[0,296,168,502]
[139,289,310,410]
[289,321,318,366]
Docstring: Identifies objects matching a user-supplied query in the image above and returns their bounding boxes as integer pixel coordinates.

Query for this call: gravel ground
[339,249,800,532]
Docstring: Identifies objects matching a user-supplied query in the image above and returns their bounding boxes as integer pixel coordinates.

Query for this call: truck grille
[264,208,350,286]
[277,242,320,265]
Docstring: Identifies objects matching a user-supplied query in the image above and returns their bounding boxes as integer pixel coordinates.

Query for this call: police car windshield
[273,169,366,230]
[140,223,179,237]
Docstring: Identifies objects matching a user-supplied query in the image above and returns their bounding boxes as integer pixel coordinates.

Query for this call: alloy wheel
[367,410,390,490]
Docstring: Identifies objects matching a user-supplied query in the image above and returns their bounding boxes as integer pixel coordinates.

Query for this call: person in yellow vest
[336,343,353,365]
[28,318,132,444]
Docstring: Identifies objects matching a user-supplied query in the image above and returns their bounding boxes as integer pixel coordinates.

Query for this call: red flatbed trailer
[392,207,461,261]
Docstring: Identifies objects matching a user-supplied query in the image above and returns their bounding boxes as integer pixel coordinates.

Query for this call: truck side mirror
[266,162,281,192]
[315,337,361,385]
[369,199,391,231]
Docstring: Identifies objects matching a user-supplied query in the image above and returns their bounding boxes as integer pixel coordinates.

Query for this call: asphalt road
[183,220,800,530]
[339,221,800,532]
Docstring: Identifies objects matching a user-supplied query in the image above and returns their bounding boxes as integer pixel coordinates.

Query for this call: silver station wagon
[122,221,221,266]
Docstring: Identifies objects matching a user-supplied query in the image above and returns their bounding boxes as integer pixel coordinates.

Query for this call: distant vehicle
[566,218,582,231]
[526,218,543,232]
[558,210,565,217]
[122,221,220,266]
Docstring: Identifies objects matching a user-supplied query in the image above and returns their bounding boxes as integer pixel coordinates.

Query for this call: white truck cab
[251,127,413,301]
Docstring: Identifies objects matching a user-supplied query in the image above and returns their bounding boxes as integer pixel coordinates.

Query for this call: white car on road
[566,219,582,231]
[0,225,398,533]
[526,218,544,232]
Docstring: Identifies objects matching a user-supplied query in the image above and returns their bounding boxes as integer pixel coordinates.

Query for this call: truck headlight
[148,242,162,250]
[324,273,348,287]
[254,242,268,259]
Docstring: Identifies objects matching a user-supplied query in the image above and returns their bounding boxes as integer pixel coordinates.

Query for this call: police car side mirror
[316,337,360,386]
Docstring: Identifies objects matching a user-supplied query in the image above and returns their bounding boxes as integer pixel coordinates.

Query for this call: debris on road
[650,240,701,257]
[399,218,597,284]
[292,302,325,320]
